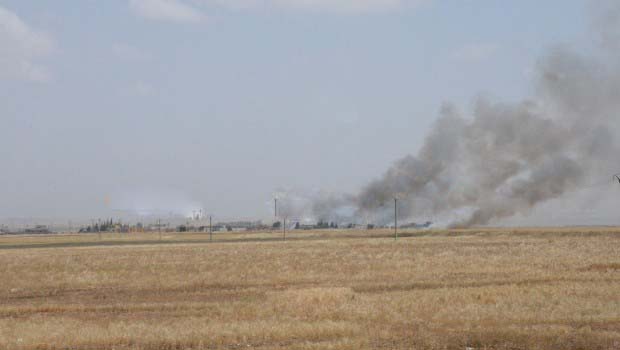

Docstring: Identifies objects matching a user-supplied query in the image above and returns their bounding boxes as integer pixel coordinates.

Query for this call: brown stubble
[0,228,619,349]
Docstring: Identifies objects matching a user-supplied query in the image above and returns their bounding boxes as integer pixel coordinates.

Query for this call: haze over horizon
[2,0,620,226]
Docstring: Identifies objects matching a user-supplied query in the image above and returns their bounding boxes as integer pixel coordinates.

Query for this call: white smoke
[293,1,620,228]
[110,188,203,218]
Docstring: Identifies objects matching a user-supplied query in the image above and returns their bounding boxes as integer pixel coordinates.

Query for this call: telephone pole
[394,198,398,240]
[158,218,162,241]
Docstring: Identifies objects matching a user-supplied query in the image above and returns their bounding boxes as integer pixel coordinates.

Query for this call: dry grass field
[1,228,620,349]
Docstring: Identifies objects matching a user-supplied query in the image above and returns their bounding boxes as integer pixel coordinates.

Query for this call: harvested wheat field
[1,228,620,350]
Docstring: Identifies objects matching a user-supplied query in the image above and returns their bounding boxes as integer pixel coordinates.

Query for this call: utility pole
[283,218,286,241]
[394,198,398,240]
[158,218,162,241]
[274,198,279,234]
[209,215,212,242]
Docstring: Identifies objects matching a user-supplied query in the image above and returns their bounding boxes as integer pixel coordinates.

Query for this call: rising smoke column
[282,2,620,227]
[355,6,620,227]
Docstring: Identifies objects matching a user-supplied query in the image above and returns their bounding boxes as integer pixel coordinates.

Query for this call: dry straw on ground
[0,228,619,349]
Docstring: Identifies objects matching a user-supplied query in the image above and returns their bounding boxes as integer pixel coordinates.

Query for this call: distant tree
[295,222,300,230]
[272,221,281,229]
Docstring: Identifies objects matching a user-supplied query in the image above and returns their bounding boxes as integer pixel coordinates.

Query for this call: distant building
[25,225,51,234]
[222,221,262,229]
[299,223,316,230]
[213,221,263,231]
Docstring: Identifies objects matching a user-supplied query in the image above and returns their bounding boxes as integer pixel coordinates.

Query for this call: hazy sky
[1,0,602,222]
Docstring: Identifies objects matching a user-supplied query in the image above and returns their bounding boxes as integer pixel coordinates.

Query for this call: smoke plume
[302,1,620,228]
[358,54,619,225]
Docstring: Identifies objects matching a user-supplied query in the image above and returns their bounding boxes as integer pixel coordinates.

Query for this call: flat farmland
[1,228,619,349]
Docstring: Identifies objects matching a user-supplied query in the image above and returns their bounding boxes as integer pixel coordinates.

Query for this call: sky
[1,0,608,224]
